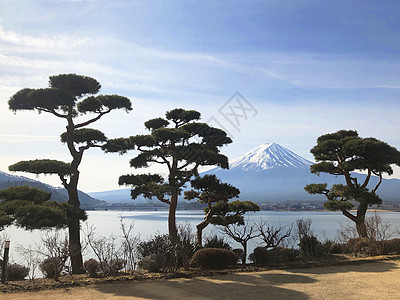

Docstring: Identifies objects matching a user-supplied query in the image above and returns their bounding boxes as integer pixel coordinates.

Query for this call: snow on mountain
[229,142,312,171]
[204,142,400,202]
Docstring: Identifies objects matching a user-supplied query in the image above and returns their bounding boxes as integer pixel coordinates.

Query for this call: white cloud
[0,25,88,49]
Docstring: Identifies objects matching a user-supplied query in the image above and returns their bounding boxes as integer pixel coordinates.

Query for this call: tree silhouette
[185,174,259,247]
[305,130,400,238]
[104,108,232,242]
[0,185,78,230]
[8,74,132,273]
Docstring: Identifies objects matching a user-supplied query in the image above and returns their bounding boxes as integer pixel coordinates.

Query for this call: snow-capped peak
[229,142,312,171]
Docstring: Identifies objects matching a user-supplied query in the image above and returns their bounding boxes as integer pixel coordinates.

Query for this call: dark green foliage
[137,234,174,272]
[9,88,74,112]
[251,247,299,265]
[60,128,107,144]
[0,185,51,204]
[0,186,81,230]
[189,248,237,269]
[186,175,240,204]
[299,235,324,258]
[137,226,197,272]
[203,235,232,250]
[305,130,400,238]
[9,160,70,176]
[144,118,169,130]
[8,74,132,274]
[49,73,101,97]
[6,263,30,281]
[185,175,251,246]
[78,95,132,113]
[83,259,99,277]
[104,108,232,241]
[208,200,260,226]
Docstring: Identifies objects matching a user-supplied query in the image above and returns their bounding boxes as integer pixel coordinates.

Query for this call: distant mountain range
[89,143,400,204]
[0,171,103,207]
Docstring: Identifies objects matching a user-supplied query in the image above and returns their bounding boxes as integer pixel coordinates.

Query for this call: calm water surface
[4,210,400,265]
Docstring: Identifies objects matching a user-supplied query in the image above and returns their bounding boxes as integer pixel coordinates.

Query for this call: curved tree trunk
[168,192,178,243]
[196,220,208,247]
[67,173,84,274]
[356,202,368,239]
[356,221,368,239]
[66,119,84,274]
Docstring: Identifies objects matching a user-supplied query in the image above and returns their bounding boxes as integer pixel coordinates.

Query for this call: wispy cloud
[0,25,88,49]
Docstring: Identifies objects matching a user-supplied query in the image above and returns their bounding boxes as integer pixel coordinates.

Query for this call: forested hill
[0,171,103,208]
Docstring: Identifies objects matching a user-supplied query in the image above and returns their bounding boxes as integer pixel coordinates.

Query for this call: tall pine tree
[8,74,132,272]
[104,108,232,242]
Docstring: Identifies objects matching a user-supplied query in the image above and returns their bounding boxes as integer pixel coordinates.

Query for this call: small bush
[6,263,29,281]
[345,238,380,256]
[107,258,126,275]
[39,257,63,280]
[139,254,166,273]
[84,259,99,277]
[251,247,299,265]
[251,247,268,264]
[383,238,400,254]
[268,247,299,264]
[204,235,231,250]
[189,248,237,269]
[299,235,324,258]
[137,234,174,272]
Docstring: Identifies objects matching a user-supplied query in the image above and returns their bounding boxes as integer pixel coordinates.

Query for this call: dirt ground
[3,260,400,300]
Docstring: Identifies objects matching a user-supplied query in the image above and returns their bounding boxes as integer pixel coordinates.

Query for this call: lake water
[3,209,400,267]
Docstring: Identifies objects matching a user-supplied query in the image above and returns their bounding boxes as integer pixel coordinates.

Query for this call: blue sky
[0,0,400,191]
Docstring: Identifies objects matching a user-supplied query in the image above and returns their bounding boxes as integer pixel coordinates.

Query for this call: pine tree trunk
[356,202,368,239]
[196,221,208,247]
[356,220,368,238]
[67,175,84,274]
[168,192,178,243]
[241,242,247,265]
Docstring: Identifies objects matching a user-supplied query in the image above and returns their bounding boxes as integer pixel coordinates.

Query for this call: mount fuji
[89,142,400,204]
[204,143,400,203]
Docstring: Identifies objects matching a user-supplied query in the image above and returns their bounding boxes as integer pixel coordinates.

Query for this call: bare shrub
[257,220,292,249]
[338,211,399,255]
[119,217,140,272]
[84,225,125,276]
[221,222,260,264]
[16,244,40,280]
[36,230,70,281]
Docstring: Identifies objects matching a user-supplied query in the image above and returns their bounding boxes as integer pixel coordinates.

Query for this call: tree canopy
[104,108,232,241]
[184,174,259,246]
[304,129,400,237]
[0,186,85,231]
[8,73,132,273]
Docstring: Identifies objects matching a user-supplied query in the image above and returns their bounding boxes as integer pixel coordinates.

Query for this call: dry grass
[1,254,400,299]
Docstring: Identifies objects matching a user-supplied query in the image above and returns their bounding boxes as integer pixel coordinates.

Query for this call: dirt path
[3,260,400,300]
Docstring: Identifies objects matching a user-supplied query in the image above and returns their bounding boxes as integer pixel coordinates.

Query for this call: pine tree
[305,130,400,238]
[104,108,232,242]
[184,174,259,247]
[8,74,132,272]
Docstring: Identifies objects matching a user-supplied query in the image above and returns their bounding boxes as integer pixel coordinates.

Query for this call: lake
[3,209,400,267]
